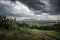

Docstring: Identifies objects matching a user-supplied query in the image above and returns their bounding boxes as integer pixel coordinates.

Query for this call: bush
[0,15,17,30]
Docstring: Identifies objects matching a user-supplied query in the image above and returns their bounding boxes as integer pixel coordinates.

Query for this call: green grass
[19,28,60,39]
[0,15,60,40]
[0,27,60,40]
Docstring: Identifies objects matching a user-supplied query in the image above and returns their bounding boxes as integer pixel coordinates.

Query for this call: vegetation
[17,22,60,31]
[0,15,60,40]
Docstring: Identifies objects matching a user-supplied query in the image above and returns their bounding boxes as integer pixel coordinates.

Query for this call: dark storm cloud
[10,0,60,15]
[10,0,45,10]
[40,0,60,15]
[49,0,60,15]
[1,0,60,15]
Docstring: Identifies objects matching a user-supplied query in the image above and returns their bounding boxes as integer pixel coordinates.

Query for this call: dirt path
[41,35,56,40]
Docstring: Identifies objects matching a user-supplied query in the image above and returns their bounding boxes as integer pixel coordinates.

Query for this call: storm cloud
[0,3,15,16]
[10,0,60,15]
[49,0,60,15]
[10,0,45,10]
[0,0,60,21]
[0,1,34,17]
[41,0,60,15]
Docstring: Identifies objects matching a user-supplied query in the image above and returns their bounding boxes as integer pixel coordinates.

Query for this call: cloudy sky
[0,0,60,21]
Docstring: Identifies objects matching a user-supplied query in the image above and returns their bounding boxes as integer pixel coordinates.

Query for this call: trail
[41,35,56,40]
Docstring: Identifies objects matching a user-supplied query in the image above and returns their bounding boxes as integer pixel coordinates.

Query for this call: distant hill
[17,19,60,23]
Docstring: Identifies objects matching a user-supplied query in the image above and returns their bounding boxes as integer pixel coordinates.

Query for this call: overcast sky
[0,0,60,21]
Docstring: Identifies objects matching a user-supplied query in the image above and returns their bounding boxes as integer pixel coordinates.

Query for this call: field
[0,16,60,40]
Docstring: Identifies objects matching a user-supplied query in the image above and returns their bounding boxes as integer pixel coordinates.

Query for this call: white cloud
[14,1,34,15]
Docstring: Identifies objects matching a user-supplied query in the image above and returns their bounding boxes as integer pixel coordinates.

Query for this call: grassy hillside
[0,15,60,40]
